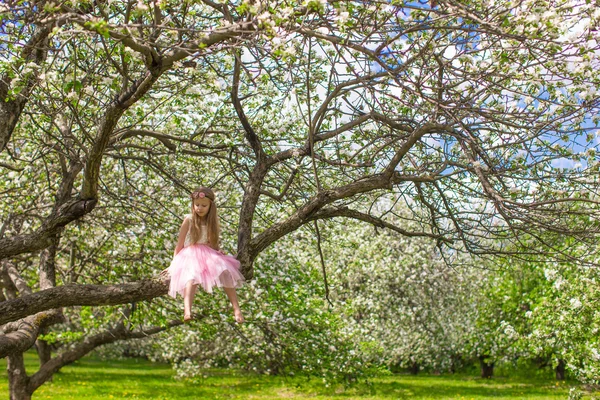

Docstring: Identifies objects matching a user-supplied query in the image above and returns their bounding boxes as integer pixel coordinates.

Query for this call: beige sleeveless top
[183,214,208,247]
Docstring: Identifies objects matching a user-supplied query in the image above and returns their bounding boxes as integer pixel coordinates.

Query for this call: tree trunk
[409,362,420,375]
[450,353,463,373]
[556,358,566,380]
[36,340,52,367]
[534,355,550,369]
[479,355,494,378]
[39,234,60,290]
[36,234,58,370]
[7,353,31,400]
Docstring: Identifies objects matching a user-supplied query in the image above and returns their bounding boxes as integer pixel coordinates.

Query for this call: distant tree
[325,214,479,375]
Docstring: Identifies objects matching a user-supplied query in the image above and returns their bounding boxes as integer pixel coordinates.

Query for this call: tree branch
[1,262,19,300]
[3,261,33,296]
[0,278,168,326]
[0,197,97,259]
[27,319,184,392]
[0,309,63,358]
[244,123,439,276]
[309,206,451,243]
[232,51,265,160]
[0,24,51,153]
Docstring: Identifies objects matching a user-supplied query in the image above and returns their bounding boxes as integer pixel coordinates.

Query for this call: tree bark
[1,262,19,300]
[231,54,269,279]
[7,353,30,400]
[450,353,463,373]
[3,262,32,296]
[479,355,494,378]
[36,232,61,367]
[0,278,168,326]
[409,362,420,375]
[236,165,268,278]
[556,358,566,380]
[0,25,50,154]
[0,309,64,358]
[39,231,61,291]
[35,339,52,366]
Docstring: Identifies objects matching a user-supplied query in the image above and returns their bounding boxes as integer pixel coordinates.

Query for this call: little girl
[166,187,245,323]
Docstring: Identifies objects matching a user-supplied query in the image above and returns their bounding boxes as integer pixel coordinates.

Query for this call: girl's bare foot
[183,313,193,323]
[234,308,244,324]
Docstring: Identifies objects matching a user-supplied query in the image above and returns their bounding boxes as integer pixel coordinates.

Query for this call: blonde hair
[189,187,220,250]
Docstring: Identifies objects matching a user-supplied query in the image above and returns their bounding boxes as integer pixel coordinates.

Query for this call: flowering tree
[526,258,600,383]
[463,261,532,378]
[325,216,480,375]
[1,0,600,398]
[475,244,600,383]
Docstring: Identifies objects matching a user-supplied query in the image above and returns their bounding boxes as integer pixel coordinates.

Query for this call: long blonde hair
[189,187,220,250]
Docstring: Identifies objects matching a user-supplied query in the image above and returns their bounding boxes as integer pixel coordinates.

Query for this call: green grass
[0,352,596,399]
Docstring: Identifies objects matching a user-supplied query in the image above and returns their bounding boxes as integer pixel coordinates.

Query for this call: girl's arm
[173,217,190,257]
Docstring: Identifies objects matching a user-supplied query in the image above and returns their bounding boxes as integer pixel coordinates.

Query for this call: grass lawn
[0,352,596,399]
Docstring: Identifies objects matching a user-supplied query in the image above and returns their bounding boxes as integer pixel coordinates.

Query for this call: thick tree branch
[232,52,265,160]
[1,262,19,300]
[0,25,50,153]
[237,164,270,272]
[383,123,443,178]
[0,309,63,358]
[246,174,388,276]
[0,197,97,259]
[39,234,60,291]
[163,21,259,65]
[232,52,272,270]
[0,278,168,326]
[81,70,163,200]
[3,261,33,296]
[110,129,177,151]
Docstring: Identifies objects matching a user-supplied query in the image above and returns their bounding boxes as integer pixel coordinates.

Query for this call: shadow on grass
[0,353,587,399]
[363,375,569,399]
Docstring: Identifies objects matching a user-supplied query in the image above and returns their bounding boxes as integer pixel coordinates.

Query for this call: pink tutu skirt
[167,244,244,298]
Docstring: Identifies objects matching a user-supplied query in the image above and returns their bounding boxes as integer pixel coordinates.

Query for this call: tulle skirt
[167,244,244,298]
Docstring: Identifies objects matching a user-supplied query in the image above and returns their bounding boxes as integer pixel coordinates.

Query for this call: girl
[166,187,245,323]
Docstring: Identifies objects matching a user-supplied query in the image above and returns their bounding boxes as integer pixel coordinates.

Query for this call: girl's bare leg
[183,280,198,321]
[224,287,244,323]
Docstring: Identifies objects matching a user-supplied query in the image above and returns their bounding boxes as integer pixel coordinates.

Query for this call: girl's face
[193,198,211,217]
